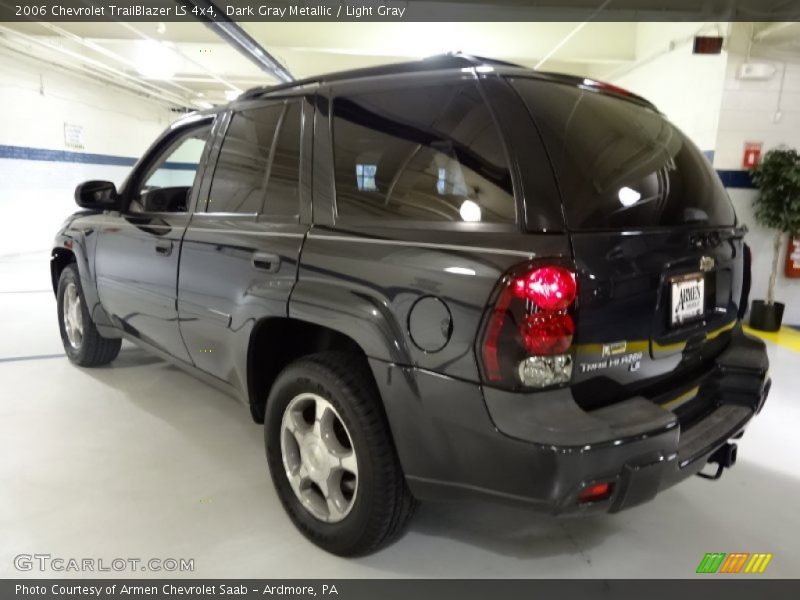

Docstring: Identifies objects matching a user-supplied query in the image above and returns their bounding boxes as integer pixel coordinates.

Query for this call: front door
[94,117,214,362]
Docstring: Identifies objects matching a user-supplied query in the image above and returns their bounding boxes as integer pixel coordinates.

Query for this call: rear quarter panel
[294,73,569,380]
[293,228,571,380]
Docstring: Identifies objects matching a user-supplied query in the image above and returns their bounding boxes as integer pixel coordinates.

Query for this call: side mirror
[74,180,121,210]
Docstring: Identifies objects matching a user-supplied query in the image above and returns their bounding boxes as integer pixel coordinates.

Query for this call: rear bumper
[372,324,770,513]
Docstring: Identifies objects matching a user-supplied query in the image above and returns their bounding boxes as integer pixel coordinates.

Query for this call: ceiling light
[618,186,641,207]
[459,200,482,222]
[134,40,180,81]
[444,267,476,276]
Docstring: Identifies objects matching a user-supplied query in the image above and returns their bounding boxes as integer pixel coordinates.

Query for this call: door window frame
[121,113,217,217]
[197,97,307,224]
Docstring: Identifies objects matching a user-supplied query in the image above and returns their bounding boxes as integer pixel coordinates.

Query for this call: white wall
[608,22,729,152]
[714,23,800,324]
[713,24,800,170]
[0,48,179,256]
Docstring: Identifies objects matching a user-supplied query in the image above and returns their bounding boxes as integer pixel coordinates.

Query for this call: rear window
[331,81,516,225]
[510,78,735,230]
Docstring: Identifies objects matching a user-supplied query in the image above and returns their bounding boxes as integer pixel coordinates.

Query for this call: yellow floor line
[743,325,800,353]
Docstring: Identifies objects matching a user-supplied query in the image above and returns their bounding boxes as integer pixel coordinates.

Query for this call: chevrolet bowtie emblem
[700,256,715,272]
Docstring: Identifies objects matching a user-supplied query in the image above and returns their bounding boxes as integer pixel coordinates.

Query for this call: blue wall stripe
[0,144,198,171]
[0,143,760,184]
[0,144,136,167]
[716,169,756,189]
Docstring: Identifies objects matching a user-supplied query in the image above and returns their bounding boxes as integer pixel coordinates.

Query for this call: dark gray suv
[52,54,770,556]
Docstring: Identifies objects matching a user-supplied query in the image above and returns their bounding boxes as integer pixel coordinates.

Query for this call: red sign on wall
[743,142,762,168]
[786,235,800,278]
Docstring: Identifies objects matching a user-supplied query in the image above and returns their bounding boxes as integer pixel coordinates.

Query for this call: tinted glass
[265,102,301,216]
[131,124,210,213]
[332,82,515,224]
[143,130,208,191]
[207,104,282,214]
[510,78,735,230]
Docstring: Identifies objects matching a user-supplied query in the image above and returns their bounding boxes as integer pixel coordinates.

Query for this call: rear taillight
[478,263,577,390]
[513,265,577,310]
[521,312,574,354]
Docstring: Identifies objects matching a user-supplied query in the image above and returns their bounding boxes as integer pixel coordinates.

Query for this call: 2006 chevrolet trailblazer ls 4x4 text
[52,54,771,556]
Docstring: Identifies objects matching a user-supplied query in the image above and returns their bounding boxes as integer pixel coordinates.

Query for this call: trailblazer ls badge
[579,351,643,374]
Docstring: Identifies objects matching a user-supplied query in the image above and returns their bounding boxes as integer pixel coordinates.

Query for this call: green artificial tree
[750,148,800,319]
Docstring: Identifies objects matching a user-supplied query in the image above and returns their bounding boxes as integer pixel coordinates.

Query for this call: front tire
[57,264,121,367]
[265,352,416,556]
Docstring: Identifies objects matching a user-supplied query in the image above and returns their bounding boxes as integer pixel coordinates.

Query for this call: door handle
[155,241,173,256]
[252,251,281,273]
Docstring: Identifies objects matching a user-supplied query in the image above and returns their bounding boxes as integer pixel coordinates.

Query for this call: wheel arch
[50,247,76,294]
[246,317,374,423]
[51,231,116,335]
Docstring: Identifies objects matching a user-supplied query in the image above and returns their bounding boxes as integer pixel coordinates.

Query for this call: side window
[131,124,210,213]
[332,82,515,224]
[207,101,301,217]
[207,104,282,214]
[265,102,301,217]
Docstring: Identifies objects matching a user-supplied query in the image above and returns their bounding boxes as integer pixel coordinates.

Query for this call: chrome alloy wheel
[62,282,84,350]
[280,393,359,523]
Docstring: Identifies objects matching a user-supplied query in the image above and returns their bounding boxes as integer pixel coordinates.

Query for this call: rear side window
[332,82,515,225]
[208,101,300,217]
[265,102,301,217]
[510,78,735,230]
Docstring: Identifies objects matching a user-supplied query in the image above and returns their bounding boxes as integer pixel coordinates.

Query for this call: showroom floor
[1,251,798,579]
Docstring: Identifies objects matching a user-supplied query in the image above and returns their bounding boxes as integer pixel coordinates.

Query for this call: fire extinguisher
[786,235,800,278]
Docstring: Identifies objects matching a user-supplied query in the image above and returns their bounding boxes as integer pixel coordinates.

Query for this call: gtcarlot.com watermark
[14,553,194,573]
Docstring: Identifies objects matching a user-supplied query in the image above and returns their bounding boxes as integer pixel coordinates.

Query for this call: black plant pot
[749,300,785,332]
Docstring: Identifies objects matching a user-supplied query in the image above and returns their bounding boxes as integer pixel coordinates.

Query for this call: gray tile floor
[1,252,798,578]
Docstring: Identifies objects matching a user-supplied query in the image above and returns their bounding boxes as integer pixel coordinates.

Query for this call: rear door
[177,97,311,392]
[510,78,743,409]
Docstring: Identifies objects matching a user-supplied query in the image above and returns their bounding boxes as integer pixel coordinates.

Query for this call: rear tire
[265,352,416,556]
[57,264,121,367]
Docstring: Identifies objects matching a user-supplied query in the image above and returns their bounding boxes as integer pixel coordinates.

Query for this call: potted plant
[749,147,800,331]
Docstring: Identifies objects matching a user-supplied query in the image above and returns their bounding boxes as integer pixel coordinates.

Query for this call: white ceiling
[0,20,797,110]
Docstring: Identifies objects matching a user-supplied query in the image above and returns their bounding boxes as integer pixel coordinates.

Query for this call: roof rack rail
[239,52,523,100]
[237,52,656,111]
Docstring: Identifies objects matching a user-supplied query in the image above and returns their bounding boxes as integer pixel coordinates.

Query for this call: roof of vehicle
[239,52,657,110]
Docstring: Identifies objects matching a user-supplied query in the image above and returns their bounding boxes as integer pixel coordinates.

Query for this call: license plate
[671,274,705,326]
